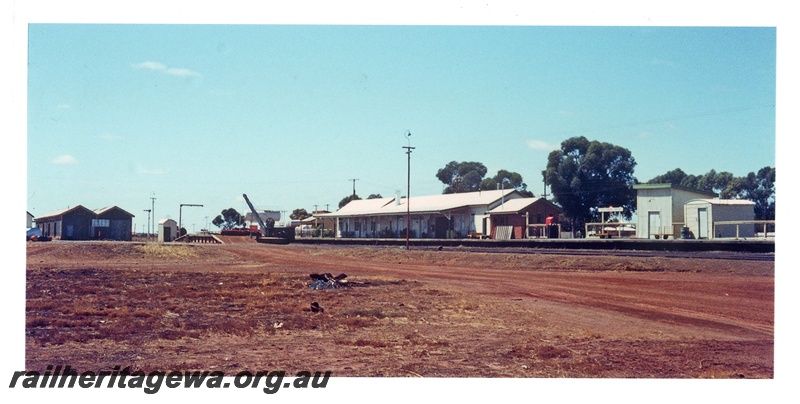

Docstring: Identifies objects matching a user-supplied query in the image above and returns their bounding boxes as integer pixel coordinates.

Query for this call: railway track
[360,245,775,262]
[416,245,775,261]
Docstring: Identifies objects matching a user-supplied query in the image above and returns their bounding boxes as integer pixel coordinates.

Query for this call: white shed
[633,184,717,239]
[683,199,755,239]
[158,219,178,242]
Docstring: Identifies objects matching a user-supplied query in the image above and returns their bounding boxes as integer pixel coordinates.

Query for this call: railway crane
[242,193,294,243]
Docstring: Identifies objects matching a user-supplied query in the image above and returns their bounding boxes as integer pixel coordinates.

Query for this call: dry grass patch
[135,244,199,259]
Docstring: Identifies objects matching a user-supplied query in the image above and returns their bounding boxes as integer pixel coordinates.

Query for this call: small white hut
[683,199,755,239]
[158,219,178,242]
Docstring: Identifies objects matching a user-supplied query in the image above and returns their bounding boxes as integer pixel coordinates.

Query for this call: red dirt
[25,241,773,378]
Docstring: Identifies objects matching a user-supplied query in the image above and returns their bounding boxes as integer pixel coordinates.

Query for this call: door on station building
[697,208,709,239]
[648,212,661,239]
[435,217,449,238]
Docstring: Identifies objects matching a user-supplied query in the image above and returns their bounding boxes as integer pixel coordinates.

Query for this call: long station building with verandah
[315,189,564,240]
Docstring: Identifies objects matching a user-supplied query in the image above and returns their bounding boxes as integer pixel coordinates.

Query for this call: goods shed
[35,204,135,241]
[35,205,96,240]
[683,199,755,239]
[93,206,135,241]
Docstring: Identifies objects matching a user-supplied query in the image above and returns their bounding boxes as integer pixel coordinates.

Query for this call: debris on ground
[310,302,324,313]
[308,273,348,290]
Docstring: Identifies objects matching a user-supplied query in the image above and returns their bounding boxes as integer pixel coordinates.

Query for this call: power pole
[348,178,359,196]
[143,209,151,241]
[402,131,414,250]
[150,195,156,241]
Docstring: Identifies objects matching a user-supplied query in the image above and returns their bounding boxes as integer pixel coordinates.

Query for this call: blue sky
[25,23,776,231]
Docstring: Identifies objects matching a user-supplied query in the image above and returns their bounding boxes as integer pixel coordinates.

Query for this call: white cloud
[52,154,78,165]
[526,139,558,152]
[165,67,201,77]
[133,61,201,77]
[100,133,123,141]
[56,103,71,109]
[133,61,167,71]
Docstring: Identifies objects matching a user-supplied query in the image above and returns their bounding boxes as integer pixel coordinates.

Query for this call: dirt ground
[25,240,773,378]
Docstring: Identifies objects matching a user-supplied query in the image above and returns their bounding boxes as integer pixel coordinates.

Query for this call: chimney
[395,190,401,206]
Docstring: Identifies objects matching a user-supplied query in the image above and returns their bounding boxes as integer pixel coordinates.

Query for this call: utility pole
[402,131,414,251]
[150,195,156,241]
[348,178,359,196]
[143,209,151,241]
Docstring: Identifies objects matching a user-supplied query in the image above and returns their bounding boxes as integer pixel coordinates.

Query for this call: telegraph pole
[348,178,359,196]
[402,131,414,250]
[143,209,151,241]
[150,195,156,241]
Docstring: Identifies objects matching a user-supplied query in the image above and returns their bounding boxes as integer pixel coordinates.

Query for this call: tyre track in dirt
[222,244,773,341]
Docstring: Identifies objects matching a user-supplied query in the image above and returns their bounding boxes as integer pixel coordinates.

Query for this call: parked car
[26,228,51,241]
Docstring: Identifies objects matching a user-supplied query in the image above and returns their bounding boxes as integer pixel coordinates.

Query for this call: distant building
[34,205,135,241]
[633,184,717,239]
[27,211,34,229]
[487,198,564,239]
[297,211,336,237]
[245,210,281,230]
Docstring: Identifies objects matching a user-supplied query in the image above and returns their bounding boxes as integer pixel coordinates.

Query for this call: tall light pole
[402,131,414,250]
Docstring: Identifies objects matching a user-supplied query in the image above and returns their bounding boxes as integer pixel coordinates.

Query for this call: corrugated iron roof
[686,198,755,206]
[333,197,395,215]
[319,189,520,217]
[634,183,717,197]
[35,205,93,220]
[94,206,135,217]
[37,205,135,221]
[487,198,542,214]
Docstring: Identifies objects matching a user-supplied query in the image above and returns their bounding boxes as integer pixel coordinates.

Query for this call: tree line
[430,136,774,233]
